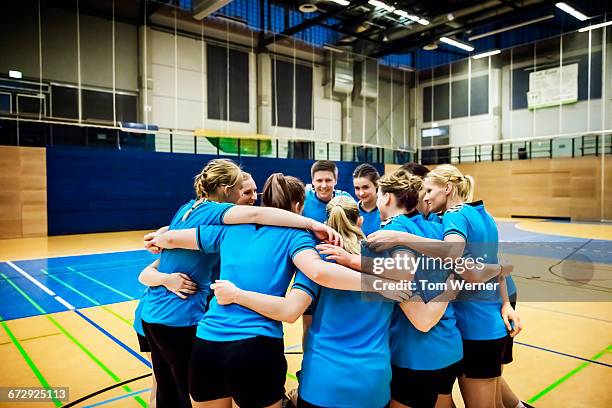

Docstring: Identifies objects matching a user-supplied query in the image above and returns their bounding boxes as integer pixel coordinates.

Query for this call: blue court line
[82,388,151,408]
[515,341,612,368]
[74,309,151,369]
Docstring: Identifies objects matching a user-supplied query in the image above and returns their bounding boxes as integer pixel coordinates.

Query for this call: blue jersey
[140,200,233,327]
[133,293,146,336]
[443,201,508,340]
[426,211,443,224]
[303,186,353,223]
[472,203,516,296]
[294,270,394,408]
[359,202,381,236]
[386,212,463,370]
[196,225,317,341]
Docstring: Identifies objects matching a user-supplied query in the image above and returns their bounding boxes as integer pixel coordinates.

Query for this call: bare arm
[367,230,463,259]
[138,259,198,300]
[399,274,459,332]
[292,250,410,303]
[399,299,447,333]
[211,280,312,324]
[224,206,341,245]
[150,229,198,250]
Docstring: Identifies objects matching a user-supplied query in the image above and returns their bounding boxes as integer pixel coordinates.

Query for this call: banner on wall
[527,63,578,109]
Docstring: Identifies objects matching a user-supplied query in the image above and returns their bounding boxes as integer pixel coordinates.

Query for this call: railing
[2,116,610,166]
[0,117,416,165]
[420,131,612,164]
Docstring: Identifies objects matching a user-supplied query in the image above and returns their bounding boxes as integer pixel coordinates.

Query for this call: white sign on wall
[527,63,578,109]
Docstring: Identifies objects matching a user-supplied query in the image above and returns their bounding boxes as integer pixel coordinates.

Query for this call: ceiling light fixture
[555,2,588,21]
[440,36,474,52]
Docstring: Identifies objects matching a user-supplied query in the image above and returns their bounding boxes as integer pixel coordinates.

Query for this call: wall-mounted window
[207,43,250,123]
[423,75,489,122]
[271,57,313,130]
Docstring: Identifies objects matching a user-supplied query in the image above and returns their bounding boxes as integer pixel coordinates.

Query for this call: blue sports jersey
[293,269,394,408]
[386,212,463,371]
[359,202,381,236]
[303,186,353,223]
[196,225,317,341]
[133,293,146,336]
[443,201,508,340]
[426,211,443,224]
[140,200,233,327]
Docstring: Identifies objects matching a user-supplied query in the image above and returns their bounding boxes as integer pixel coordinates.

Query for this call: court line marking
[527,344,612,404]
[2,247,146,262]
[519,304,612,324]
[0,271,148,408]
[6,261,56,296]
[67,266,134,300]
[515,341,612,368]
[0,331,62,346]
[82,388,151,408]
[75,309,151,367]
[5,263,150,368]
[41,267,138,328]
[0,313,62,407]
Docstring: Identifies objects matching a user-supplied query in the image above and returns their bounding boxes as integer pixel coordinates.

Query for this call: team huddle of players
[133,159,526,408]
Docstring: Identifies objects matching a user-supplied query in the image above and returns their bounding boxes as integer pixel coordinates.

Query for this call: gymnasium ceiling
[46,0,611,69]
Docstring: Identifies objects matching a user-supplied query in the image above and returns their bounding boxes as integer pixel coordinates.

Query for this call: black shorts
[391,360,463,408]
[462,337,507,379]
[502,293,518,365]
[297,397,389,408]
[303,306,313,316]
[189,336,287,407]
[137,332,151,353]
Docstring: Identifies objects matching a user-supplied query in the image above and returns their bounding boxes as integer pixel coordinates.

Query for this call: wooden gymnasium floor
[0,221,610,408]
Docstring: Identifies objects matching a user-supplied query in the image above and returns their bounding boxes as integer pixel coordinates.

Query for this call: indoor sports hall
[0,1,610,407]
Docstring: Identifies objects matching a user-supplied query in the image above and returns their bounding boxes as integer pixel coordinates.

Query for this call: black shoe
[522,401,536,408]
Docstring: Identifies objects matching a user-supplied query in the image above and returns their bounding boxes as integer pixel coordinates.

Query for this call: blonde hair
[326,195,365,254]
[378,169,423,210]
[426,164,474,202]
[194,159,242,200]
[242,172,253,181]
[183,159,242,221]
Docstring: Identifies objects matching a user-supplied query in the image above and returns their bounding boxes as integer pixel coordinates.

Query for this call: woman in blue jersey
[320,170,462,408]
[352,163,381,236]
[375,170,462,408]
[367,164,520,408]
[136,159,342,408]
[150,173,408,408]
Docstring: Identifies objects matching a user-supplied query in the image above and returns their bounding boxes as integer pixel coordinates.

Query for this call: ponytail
[262,173,305,211]
[426,164,475,202]
[378,169,423,211]
[326,196,365,255]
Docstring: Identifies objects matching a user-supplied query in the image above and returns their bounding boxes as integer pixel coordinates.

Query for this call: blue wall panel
[47,146,383,235]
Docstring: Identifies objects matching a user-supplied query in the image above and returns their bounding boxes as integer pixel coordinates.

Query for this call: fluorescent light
[393,9,408,18]
[578,20,612,32]
[329,0,350,6]
[440,36,474,52]
[368,0,394,12]
[324,44,344,53]
[472,49,501,59]
[417,18,430,25]
[407,14,420,22]
[397,65,415,72]
[555,2,588,21]
[469,14,554,40]
[8,70,22,79]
